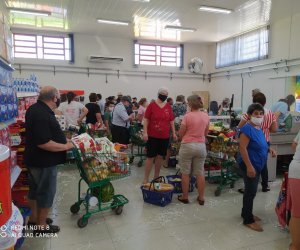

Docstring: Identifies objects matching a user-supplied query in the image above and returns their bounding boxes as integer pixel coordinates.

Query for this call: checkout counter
[268,112,300,181]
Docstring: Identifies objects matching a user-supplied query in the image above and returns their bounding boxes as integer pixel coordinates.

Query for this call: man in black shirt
[25,86,74,235]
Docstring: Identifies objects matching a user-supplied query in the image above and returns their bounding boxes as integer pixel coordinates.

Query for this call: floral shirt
[172,102,187,118]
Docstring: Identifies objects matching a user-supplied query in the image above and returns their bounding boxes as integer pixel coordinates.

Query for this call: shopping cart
[206,135,239,196]
[129,123,147,167]
[70,133,130,228]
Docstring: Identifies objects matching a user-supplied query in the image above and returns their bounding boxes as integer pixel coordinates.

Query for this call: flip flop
[197,196,205,206]
[177,195,189,204]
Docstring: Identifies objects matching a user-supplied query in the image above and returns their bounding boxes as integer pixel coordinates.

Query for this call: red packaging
[0,145,12,226]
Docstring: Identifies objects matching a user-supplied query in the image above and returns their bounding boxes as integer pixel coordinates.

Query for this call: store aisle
[20,163,290,250]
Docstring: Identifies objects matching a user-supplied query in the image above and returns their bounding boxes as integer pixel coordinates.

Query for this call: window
[134,16,181,41]
[13,33,73,61]
[216,26,269,68]
[134,42,183,68]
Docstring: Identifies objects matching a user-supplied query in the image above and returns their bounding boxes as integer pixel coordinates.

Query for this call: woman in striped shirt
[238,92,278,192]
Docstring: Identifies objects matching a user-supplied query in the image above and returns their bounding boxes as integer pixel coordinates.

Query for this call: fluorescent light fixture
[8,8,51,16]
[97,19,130,26]
[164,25,196,32]
[132,0,150,2]
[198,5,232,14]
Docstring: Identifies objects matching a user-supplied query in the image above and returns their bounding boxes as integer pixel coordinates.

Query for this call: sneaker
[262,187,270,192]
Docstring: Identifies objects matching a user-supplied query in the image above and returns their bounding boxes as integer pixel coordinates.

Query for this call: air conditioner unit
[88,55,124,63]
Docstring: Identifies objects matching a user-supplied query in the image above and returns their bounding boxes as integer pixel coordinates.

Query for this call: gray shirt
[97,100,105,116]
[112,103,130,128]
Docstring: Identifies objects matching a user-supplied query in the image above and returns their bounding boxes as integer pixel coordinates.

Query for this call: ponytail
[67,92,75,104]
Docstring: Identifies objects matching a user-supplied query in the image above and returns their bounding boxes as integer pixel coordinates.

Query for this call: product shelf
[0,118,16,130]
[17,92,39,98]
[10,165,22,188]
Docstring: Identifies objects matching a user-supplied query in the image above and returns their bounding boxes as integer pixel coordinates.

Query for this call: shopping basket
[141,176,174,207]
[166,170,196,193]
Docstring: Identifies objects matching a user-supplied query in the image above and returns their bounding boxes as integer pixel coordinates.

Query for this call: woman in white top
[288,132,300,250]
[58,92,88,126]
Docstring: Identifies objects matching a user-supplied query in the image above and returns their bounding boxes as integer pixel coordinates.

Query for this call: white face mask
[251,116,263,126]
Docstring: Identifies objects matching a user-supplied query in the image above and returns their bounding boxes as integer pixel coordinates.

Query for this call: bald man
[25,86,74,236]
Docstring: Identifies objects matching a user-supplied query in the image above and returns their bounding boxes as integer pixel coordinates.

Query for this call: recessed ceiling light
[96,19,130,26]
[8,8,51,16]
[164,25,196,32]
[198,5,232,14]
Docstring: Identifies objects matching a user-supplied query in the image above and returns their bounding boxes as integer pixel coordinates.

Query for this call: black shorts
[146,137,169,158]
[111,124,130,144]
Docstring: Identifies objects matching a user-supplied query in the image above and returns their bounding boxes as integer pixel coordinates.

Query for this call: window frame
[13,33,73,62]
[215,26,269,69]
[134,41,183,68]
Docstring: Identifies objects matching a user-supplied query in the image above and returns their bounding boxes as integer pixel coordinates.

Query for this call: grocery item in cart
[95,137,117,155]
[72,133,98,157]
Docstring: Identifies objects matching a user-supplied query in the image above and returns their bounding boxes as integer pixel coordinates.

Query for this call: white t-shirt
[58,101,85,126]
[289,131,300,179]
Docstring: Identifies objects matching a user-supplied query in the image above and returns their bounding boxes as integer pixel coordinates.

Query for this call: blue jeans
[240,162,260,224]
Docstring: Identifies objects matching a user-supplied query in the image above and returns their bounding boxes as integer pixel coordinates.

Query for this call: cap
[117,92,123,96]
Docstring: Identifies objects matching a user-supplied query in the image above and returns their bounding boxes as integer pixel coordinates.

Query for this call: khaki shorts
[178,142,207,176]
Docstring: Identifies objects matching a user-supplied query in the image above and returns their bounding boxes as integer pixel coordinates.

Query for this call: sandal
[34,224,60,236]
[28,218,53,226]
[177,195,189,204]
[238,188,244,194]
[197,197,205,206]
[253,215,262,222]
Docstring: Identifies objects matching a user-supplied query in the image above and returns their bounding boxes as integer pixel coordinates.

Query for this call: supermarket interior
[0,0,300,250]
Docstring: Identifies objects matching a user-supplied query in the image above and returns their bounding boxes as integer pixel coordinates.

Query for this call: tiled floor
[20,161,290,250]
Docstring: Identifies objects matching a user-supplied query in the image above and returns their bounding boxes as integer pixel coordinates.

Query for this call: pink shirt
[138,105,146,116]
[181,111,209,143]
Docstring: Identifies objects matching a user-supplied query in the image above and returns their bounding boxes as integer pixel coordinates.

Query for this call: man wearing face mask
[238,92,277,193]
[111,95,134,144]
[25,86,74,236]
[143,87,177,184]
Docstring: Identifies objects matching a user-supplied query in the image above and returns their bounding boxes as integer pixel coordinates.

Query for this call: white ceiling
[4,0,300,43]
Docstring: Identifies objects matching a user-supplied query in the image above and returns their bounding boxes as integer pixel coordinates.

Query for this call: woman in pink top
[178,95,209,205]
[137,98,148,124]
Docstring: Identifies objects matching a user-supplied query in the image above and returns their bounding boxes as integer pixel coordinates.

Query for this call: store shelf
[0,118,16,130]
[17,92,39,98]
[10,166,22,188]
[0,56,14,71]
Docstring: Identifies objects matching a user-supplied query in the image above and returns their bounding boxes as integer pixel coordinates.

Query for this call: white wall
[13,34,210,101]
[206,13,300,111]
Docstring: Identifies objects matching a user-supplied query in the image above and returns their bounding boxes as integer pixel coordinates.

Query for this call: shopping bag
[275,172,289,228]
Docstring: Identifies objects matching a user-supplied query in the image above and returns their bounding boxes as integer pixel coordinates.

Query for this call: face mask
[158,94,168,102]
[251,116,263,126]
[108,107,114,112]
[55,98,61,108]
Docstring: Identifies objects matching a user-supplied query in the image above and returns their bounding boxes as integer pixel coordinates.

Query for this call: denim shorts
[28,166,58,208]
